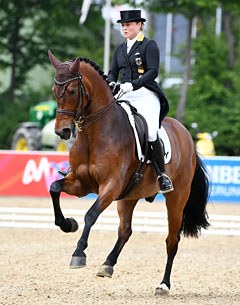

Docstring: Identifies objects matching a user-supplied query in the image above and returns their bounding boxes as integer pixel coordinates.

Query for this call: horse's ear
[69,58,80,75]
[48,50,61,69]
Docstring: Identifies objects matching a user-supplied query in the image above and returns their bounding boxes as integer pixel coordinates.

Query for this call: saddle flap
[119,100,171,164]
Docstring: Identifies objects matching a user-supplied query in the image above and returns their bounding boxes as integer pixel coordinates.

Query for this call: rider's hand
[108,81,116,88]
[108,81,120,95]
[120,82,133,94]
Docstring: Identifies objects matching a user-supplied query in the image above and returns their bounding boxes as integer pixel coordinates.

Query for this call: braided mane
[70,57,108,82]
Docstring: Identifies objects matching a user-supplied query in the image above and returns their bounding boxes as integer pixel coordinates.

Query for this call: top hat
[117,10,146,23]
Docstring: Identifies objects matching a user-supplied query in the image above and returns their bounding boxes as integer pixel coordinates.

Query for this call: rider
[107,10,173,193]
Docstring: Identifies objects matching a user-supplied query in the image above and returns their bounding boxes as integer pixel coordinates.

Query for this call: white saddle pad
[120,102,171,164]
[158,127,171,164]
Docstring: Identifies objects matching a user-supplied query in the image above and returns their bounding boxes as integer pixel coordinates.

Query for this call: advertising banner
[0,151,239,203]
[204,156,240,203]
[0,151,69,197]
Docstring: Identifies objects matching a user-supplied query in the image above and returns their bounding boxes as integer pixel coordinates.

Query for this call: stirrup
[158,173,174,194]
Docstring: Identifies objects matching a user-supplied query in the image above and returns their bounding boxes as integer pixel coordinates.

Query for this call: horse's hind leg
[155,192,190,295]
[50,179,78,233]
[97,199,138,278]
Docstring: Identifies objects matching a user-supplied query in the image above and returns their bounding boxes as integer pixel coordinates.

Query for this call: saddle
[117,100,157,202]
[118,100,171,163]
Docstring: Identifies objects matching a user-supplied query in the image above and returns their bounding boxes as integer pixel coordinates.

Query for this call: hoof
[96,265,114,278]
[60,218,78,233]
[69,256,86,268]
[155,283,170,296]
[67,217,79,232]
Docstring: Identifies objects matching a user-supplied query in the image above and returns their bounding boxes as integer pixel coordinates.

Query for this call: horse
[48,50,210,295]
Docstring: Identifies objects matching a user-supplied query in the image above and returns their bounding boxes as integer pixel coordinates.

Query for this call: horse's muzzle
[55,128,71,140]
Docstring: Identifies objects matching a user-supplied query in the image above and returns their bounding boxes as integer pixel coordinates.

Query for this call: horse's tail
[181,153,211,238]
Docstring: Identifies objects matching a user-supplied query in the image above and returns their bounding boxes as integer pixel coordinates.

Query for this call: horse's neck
[81,63,112,111]
[80,63,133,145]
[77,101,132,150]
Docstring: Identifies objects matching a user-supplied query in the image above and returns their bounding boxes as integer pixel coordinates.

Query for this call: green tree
[0,0,105,103]
[0,0,105,149]
[185,23,240,155]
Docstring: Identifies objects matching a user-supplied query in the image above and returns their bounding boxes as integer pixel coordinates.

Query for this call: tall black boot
[150,137,174,194]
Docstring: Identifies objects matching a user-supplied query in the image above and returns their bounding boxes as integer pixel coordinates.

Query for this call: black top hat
[117,10,146,23]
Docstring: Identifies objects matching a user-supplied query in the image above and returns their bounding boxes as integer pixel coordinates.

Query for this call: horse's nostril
[55,128,71,140]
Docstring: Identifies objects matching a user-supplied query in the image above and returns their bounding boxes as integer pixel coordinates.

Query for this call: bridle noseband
[54,71,116,132]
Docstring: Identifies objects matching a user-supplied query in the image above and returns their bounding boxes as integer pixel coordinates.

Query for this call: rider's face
[121,22,142,40]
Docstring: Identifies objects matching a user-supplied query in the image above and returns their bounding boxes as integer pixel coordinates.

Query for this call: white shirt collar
[127,31,142,50]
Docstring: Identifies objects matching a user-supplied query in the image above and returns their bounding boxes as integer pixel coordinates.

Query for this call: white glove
[108,81,116,87]
[120,82,133,94]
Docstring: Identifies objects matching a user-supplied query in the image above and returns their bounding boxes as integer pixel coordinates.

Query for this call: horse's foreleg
[69,198,105,268]
[50,179,78,233]
[97,199,138,278]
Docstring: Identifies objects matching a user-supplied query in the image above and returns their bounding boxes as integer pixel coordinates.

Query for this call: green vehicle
[11,100,74,151]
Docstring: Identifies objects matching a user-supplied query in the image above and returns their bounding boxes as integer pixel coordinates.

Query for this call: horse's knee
[50,180,63,194]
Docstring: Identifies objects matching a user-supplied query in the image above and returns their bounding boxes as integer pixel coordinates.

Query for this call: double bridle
[54,72,116,132]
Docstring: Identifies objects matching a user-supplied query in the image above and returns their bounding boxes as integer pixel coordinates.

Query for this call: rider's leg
[115,87,173,193]
[150,136,174,194]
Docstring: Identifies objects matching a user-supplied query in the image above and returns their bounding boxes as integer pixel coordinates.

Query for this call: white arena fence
[0,207,240,236]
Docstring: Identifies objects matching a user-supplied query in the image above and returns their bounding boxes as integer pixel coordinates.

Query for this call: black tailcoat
[108,34,169,123]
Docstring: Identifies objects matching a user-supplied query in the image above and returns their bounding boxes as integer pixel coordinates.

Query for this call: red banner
[0,151,70,197]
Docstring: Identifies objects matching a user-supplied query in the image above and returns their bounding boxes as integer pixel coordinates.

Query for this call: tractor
[11,100,75,151]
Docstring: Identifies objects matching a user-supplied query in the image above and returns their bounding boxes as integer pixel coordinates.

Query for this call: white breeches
[122,87,160,142]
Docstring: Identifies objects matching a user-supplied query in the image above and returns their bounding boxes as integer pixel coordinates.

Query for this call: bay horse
[48,50,210,295]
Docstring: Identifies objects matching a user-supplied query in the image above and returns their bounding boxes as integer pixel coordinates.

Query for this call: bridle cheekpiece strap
[54,73,85,119]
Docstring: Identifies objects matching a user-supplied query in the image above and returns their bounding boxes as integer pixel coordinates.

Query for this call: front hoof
[155,283,170,296]
[96,265,114,278]
[69,256,86,268]
[60,218,78,233]
[66,217,78,232]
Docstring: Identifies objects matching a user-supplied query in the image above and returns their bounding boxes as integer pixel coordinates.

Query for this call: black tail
[181,153,211,237]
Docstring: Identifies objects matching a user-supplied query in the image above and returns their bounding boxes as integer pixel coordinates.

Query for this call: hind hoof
[96,265,113,278]
[155,283,170,296]
[69,256,86,268]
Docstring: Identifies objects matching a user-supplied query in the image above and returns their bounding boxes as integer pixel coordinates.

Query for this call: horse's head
[49,51,116,139]
[48,50,91,140]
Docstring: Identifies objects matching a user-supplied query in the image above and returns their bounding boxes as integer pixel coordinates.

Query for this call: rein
[74,100,117,132]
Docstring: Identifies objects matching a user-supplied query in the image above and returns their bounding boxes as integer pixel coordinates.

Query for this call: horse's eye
[69,89,76,96]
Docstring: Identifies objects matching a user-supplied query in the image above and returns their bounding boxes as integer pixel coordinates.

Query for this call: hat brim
[117,17,146,23]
